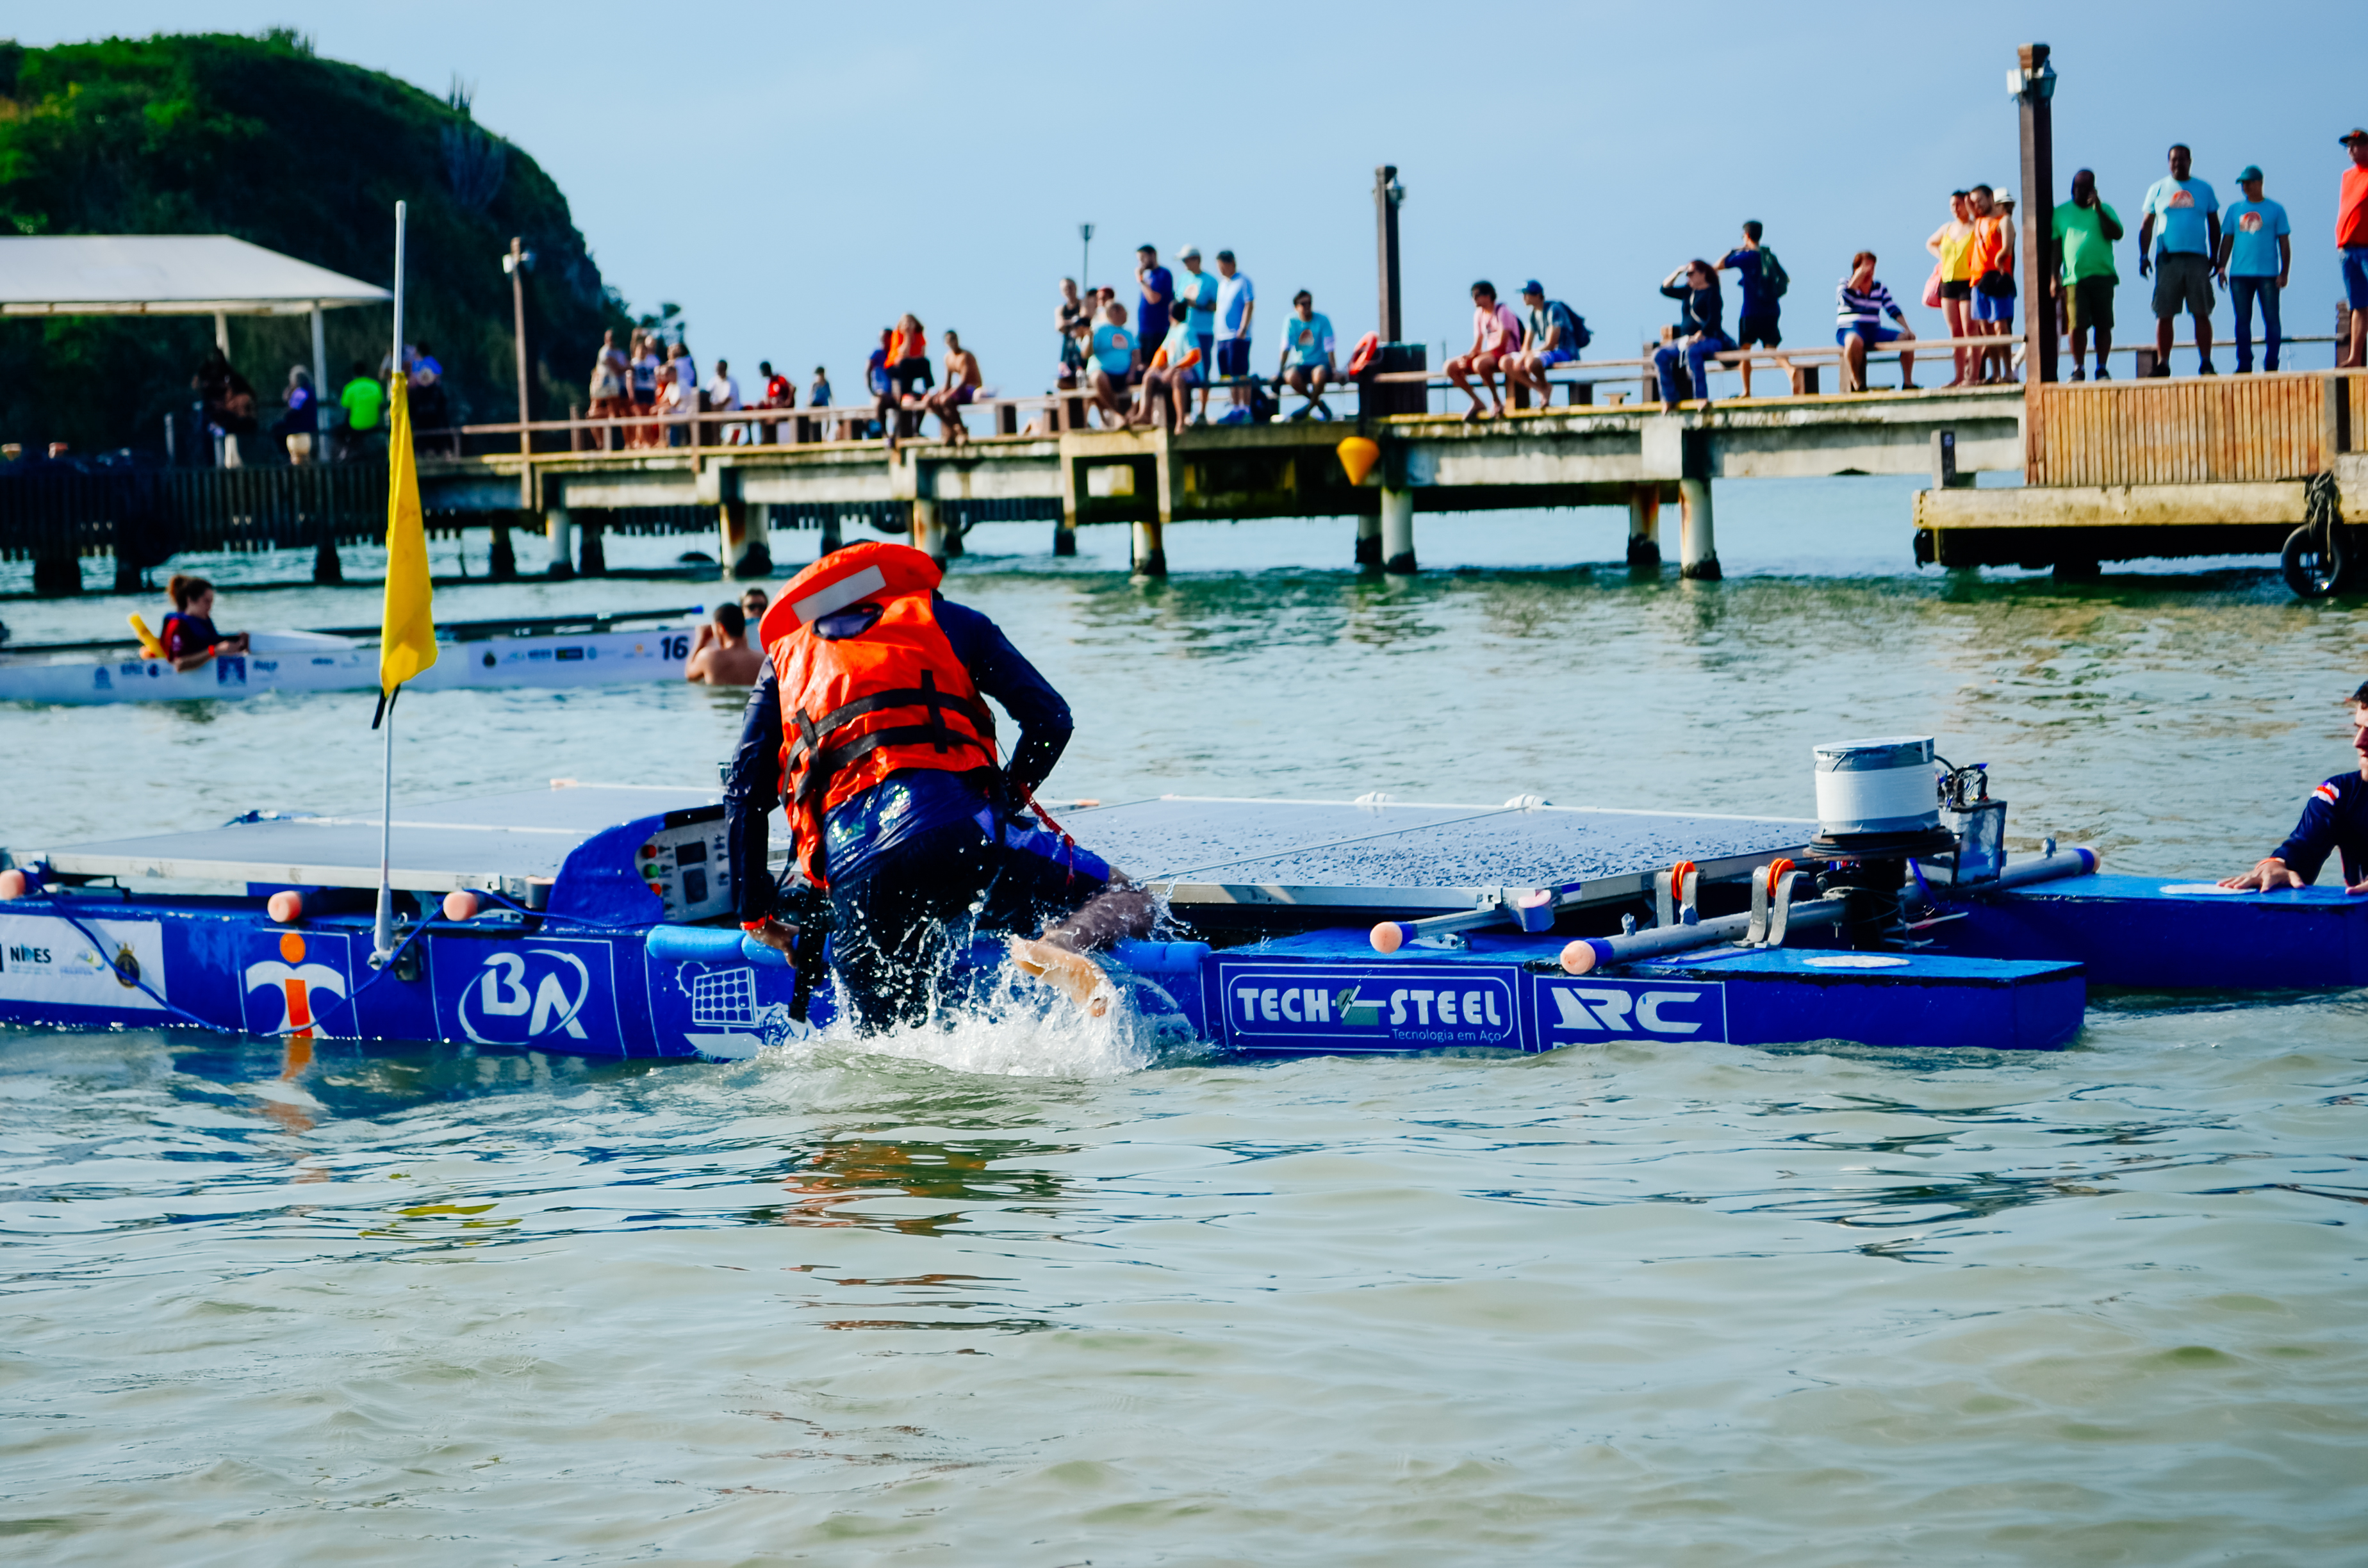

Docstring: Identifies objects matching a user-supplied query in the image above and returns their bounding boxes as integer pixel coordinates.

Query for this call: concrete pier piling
[1131,515,1166,579]
[1380,487,1415,574]
[1354,510,1382,569]
[544,505,574,579]
[1626,486,1662,570]
[1678,478,1720,580]
[910,498,948,564]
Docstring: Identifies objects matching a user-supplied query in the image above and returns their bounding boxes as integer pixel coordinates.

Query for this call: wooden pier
[1916,370,2366,582]
[407,382,2030,584]
[10,367,2362,595]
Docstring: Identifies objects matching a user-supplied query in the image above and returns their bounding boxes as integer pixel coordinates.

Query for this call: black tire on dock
[2280,521,2351,599]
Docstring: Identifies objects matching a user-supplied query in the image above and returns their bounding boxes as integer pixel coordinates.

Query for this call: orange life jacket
[756,542,998,886]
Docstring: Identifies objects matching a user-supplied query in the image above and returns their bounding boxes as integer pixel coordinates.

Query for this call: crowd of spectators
[161,129,2368,473]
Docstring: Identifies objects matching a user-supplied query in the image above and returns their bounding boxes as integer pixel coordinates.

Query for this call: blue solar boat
[3,748,2362,1059]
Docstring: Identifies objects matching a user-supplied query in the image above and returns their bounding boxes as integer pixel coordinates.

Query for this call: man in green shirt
[338,359,386,458]
[2052,168,2125,380]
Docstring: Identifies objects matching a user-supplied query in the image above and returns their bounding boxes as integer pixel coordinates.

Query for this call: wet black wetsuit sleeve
[2271,773,2368,886]
[935,596,1073,796]
[725,665,785,922]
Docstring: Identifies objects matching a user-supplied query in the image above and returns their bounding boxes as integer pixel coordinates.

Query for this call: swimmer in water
[684,602,764,686]
[2219,680,2368,892]
[160,574,249,672]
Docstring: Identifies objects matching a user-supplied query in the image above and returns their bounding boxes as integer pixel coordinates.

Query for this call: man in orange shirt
[2339,129,2368,368]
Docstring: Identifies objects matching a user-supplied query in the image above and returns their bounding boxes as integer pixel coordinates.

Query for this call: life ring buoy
[1347,332,1380,375]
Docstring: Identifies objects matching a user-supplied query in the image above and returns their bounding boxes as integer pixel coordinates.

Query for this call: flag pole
[373,199,407,965]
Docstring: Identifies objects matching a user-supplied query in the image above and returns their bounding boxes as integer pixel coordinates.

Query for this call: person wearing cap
[1212,250,1257,423]
[2138,144,2222,376]
[1135,245,1173,366]
[2217,166,2291,374]
[1506,281,1587,409]
[2338,129,2368,369]
[1173,247,1219,424]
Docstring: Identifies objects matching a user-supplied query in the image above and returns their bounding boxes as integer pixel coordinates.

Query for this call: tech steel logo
[1219,963,1517,1048]
[1533,976,1727,1042]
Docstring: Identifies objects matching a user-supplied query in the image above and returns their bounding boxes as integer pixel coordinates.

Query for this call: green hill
[0,29,630,457]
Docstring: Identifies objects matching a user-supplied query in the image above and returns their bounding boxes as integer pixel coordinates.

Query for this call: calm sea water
[4,481,2365,1565]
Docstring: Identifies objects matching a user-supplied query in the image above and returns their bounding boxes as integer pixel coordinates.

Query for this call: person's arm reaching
[934,598,1073,796]
[2098,202,2124,243]
[725,667,790,938]
[2221,783,2353,890]
[2278,229,2291,290]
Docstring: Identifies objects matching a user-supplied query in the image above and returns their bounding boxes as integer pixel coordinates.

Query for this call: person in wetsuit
[2220,680,2368,892]
[724,542,1150,1031]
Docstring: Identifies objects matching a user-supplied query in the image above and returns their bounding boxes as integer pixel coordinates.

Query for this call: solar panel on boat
[1066,797,1814,911]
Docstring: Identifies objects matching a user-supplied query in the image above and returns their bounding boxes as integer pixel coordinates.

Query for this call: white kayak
[0,610,706,705]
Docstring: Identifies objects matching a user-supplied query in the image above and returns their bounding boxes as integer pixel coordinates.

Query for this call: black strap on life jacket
[786,667,997,809]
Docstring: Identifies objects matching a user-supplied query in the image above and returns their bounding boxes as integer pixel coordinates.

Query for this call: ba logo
[245,930,348,1038]
[457,947,600,1043]
[1534,977,1726,1041]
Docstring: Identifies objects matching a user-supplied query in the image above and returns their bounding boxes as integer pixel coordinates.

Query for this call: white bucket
[1813,737,1941,837]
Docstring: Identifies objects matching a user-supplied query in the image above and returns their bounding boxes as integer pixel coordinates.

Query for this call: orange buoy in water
[267,890,304,923]
[443,890,482,922]
[1336,436,1380,487]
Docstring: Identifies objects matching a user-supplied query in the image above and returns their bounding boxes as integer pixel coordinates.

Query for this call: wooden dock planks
[2028,373,2331,487]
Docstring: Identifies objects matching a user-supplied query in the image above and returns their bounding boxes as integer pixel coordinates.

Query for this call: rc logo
[440,940,622,1049]
[1532,976,1727,1042]
[244,931,348,1038]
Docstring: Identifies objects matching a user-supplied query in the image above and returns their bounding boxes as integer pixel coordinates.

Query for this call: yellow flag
[379,374,438,692]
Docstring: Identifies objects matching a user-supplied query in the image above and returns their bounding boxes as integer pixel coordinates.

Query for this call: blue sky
[26,1,2365,388]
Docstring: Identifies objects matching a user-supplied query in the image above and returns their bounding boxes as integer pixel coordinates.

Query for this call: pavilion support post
[1381,486,1417,574]
[1627,486,1663,569]
[487,519,516,580]
[545,504,575,578]
[1355,509,1382,568]
[309,306,329,453]
[818,507,843,558]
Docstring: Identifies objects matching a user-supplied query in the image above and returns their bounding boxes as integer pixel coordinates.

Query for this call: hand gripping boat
[1,741,2362,1059]
[0,608,707,705]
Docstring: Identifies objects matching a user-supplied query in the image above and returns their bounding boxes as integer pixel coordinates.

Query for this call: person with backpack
[1508,281,1589,409]
[1718,221,1798,396]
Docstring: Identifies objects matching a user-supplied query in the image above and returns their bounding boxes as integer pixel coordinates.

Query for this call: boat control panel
[637,815,732,922]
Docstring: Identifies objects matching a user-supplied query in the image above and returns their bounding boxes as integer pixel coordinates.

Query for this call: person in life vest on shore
[2220,680,2368,893]
[723,542,1153,1031]
[160,573,249,672]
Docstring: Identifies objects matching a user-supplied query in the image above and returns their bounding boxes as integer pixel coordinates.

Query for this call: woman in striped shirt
[1835,252,1919,393]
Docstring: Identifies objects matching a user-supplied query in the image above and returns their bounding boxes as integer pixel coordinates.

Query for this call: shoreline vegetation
[0,30,633,457]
